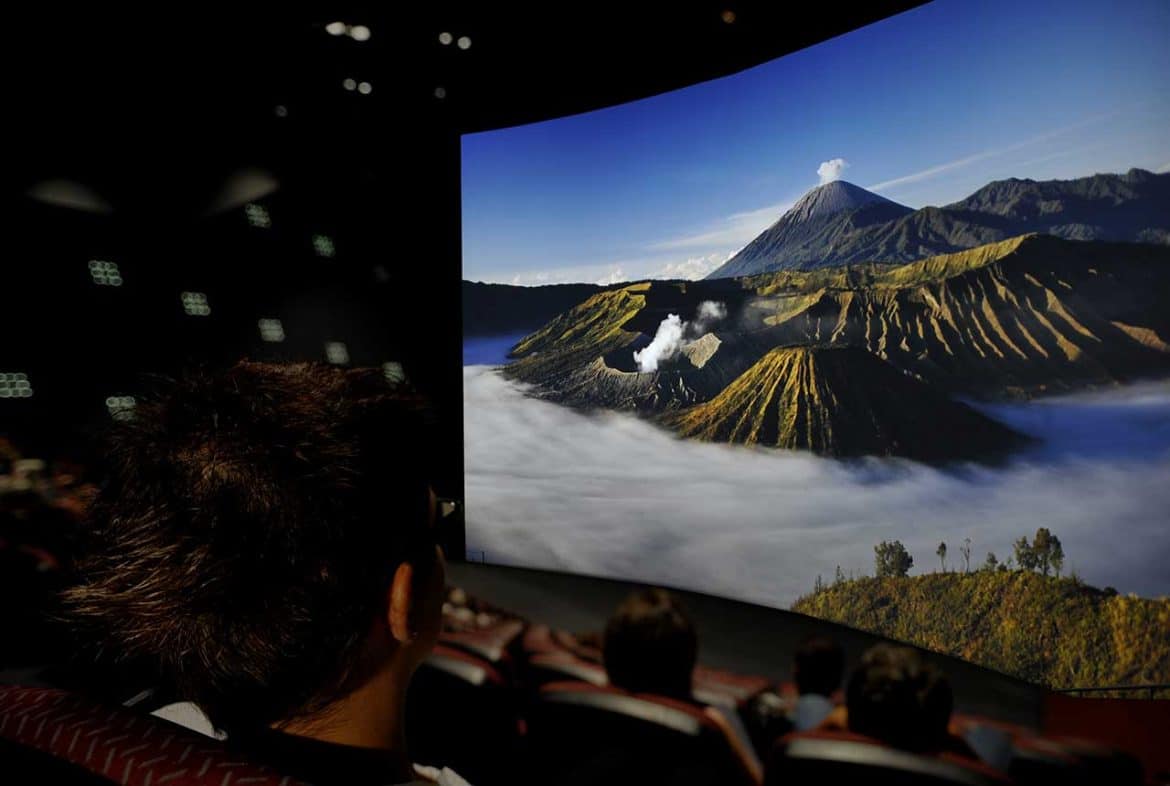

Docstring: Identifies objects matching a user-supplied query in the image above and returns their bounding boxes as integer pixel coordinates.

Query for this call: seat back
[527,681,757,786]
[0,685,303,786]
[405,645,522,786]
[764,730,1009,786]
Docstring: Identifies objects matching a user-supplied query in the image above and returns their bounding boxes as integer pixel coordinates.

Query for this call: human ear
[388,561,418,644]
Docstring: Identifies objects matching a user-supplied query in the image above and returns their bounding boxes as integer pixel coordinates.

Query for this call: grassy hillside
[792,572,1170,693]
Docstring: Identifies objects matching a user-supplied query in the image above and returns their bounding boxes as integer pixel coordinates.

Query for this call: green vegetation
[795,532,1170,693]
[874,540,913,578]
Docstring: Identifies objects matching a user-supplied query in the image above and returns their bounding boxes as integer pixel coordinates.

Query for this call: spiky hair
[63,361,435,730]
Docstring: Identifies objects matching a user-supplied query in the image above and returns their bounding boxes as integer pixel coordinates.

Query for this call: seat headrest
[0,686,306,786]
[538,680,716,737]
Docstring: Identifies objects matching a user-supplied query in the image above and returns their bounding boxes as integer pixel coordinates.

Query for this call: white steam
[633,314,686,372]
[817,158,850,184]
[633,300,727,372]
[464,369,1170,608]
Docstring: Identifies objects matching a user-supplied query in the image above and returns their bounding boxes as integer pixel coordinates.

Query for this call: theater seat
[527,680,760,786]
[405,644,522,786]
[0,685,305,785]
[764,729,1010,786]
[953,714,1144,786]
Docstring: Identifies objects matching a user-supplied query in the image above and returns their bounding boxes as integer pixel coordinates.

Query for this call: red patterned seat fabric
[0,685,310,785]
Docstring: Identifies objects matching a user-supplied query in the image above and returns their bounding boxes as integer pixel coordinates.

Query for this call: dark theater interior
[3,2,1169,785]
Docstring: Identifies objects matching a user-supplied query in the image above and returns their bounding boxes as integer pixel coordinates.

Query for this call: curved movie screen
[461,0,1170,692]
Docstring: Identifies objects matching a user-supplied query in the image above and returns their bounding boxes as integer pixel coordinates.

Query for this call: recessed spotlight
[325,21,347,36]
[342,78,357,91]
[350,25,371,42]
[245,203,271,228]
[325,342,350,365]
[181,291,211,317]
[106,395,136,420]
[258,318,285,343]
[0,372,34,399]
[438,31,453,45]
[382,362,406,384]
[357,81,372,95]
[88,259,123,286]
[456,36,471,50]
[312,234,336,258]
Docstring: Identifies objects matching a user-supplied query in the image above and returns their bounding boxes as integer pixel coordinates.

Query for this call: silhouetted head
[604,587,697,699]
[63,361,446,733]
[793,635,845,697]
[846,644,953,752]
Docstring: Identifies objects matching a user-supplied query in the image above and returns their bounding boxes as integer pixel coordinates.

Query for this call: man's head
[793,635,844,698]
[603,588,697,699]
[845,644,953,752]
[63,362,445,732]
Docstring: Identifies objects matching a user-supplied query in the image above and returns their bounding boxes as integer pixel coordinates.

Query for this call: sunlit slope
[752,235,1170,397]
[664,346,1022,460]
[793,572,1170,692]
[499,235,1170,458]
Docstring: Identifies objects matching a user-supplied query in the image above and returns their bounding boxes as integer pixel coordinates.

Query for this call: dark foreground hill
[792,572,1170,693]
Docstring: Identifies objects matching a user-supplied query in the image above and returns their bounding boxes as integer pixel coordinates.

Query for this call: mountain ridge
[707,169,1170,278]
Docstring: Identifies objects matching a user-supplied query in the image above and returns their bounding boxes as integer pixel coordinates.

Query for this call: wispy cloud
[654,251,734,281]
[648,200,793,253]
[867,112,1119,194]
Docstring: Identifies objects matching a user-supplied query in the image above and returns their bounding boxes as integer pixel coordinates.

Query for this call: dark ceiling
[5,2,925,215]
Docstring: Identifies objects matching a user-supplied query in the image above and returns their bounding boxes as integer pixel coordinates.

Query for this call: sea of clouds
[463,366,1170,607]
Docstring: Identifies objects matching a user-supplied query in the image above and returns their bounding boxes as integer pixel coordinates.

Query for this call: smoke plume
[817,158,850,184]
[633,300,727,372]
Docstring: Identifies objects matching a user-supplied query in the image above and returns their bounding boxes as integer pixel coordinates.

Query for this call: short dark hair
[603,588,697,699]
[793,635,844,697]
[63,362,436,730]
[845,644,952,752]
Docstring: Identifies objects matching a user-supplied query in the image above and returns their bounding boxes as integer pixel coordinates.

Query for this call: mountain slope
[707,169,1170,278]
[503,235,1170,459]
[793,572,1170,692]
[709,181,912,278]
[663,346,1023,460]
[751,235,1170,397]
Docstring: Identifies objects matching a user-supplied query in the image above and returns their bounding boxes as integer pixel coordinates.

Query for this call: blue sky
[462,0,1170,286]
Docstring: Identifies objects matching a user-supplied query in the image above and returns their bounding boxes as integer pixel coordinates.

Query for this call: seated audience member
[846,644,976,758]
[791,635,844,731]
[603,587,698,701]
[62,362,466,786]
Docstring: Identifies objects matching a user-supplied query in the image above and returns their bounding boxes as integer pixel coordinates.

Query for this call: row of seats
[0,586,1147,786]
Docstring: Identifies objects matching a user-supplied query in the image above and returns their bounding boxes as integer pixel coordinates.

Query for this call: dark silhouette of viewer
[791,635,845,731]
[847,643,973,757]
[62,362,466,785]
[603,587,698,701]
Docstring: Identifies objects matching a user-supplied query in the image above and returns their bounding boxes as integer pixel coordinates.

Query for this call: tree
[1050,536,1064,577]
[1013,536,1037,572]
[834,565,846,586]
[937,542,947,572]
[984,552,999,571]
[814,574,825,593]
[875,540,913,578]
[1033,528,1054,576]
[961,537,973,573]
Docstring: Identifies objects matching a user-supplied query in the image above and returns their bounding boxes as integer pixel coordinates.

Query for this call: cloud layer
[464,368,1170,608]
